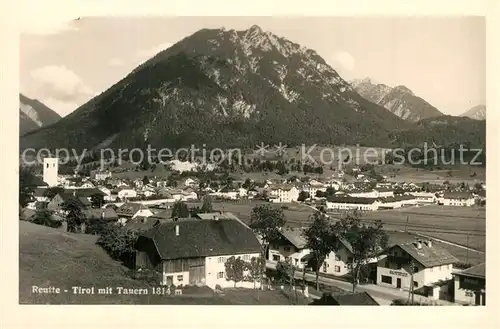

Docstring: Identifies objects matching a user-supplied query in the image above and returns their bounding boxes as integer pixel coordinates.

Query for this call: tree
[224,256,246,287]
[142,175,150,186]
[297,191,310,202]
[97,225,139,268]
[276,260,299,304]
[242,178,252,189]
[171,201,189,218]
[246,256,266,289]
[62,198,85,233]
[33,209,62,228]
[333,212,388,293]
[19,166,37,208]
[200,195,214,213]
[43,187,65,200]
[90,193,105,208]
[303,211,337,290]
[249,204,286,293]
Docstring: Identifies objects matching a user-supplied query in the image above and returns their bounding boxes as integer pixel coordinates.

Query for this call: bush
[97,225,139,267]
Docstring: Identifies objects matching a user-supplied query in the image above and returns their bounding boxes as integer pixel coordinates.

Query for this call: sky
[20,16,486,117]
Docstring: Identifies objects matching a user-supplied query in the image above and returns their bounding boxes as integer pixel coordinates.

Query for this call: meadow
[19,221,310,305]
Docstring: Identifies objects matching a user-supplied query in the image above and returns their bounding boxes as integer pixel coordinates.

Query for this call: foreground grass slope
[19,221,309,304]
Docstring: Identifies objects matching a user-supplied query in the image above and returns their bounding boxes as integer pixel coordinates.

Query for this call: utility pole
[408,259,415,304]
[466,234,469,264]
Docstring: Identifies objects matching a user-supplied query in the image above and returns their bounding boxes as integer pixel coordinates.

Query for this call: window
[334,266,341,272]
[294,258,299,265]
[381,275,392,284]
[413,281,418,288]
[46,163,49,168]
[243,255,250,261]
[218,257,225,263]
[272,255,280,261]
[217,272,224,279]
[284,246,291,252]
[413,266,419,273]
[335,255,341,261]
[322,262,327,272]
[177,275,183,282]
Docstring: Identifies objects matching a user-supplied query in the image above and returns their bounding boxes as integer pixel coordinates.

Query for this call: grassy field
[361,205,486,252]
[19,221,310,304]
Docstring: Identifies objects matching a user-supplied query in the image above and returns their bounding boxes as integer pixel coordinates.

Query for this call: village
[18,156,486,306]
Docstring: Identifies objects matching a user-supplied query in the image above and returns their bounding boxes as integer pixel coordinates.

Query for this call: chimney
[175,225,179,236]
[416,240,422,250]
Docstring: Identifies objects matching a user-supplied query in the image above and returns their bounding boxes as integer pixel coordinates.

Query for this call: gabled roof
[136,218,262,260]
[279,228,308,249]
[394,241,459,268]
[116,203,149,217]
[453,263,485,279]
[443,192,473,200]
[124,216,168,232]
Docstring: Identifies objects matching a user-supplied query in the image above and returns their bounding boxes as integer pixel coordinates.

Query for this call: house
[33,187,50,202]
[268,185,300,203]
[452,263,485,305]
[326,197,382,211]
[83,207,119,222]
[376,239,458,300]
[123,216,168,232]
[412,191,438,204]
[268,228,310,269]
[116,203,154,223]
[377,195,418,209]
[135,217,262,289]
[93,170,112,181]
[440,192,475,207]
[117,187,138,200]
[310,292,379,306]
[47,193,91,213]
[321,238,356,277]
[98,186,115,201]
[301,181,327,197]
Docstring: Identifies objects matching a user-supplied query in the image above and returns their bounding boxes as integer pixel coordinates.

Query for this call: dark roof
[150,209,172,219]
[84,208,118,221]
[454,263,485,279]
[116,203,148,217]
[64,188,106,197]
[58,193,89,208]
[125,217,170,232]
[33,187,49,197]
[327,196,379,205]
[312,292,379,306]
[136,218,262,260]
[393,241,459,268]
[443,192,473,200]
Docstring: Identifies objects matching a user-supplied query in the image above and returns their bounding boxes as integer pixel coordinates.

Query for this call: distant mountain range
[20,26,485,152]
[19,94,61,136]
[350,78,443,122]
[461,104,486,121]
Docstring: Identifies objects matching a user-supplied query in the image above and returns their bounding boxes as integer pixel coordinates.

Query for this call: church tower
[43,157,59,187]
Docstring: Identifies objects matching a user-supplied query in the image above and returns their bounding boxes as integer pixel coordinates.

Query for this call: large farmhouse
[135,215,262,289]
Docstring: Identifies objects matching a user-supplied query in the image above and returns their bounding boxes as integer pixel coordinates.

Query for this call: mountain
[461,105,486,121]
[20,25,412,152]
[350,78,443,122]
[391,115,486,148]
[19,94,61,136]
